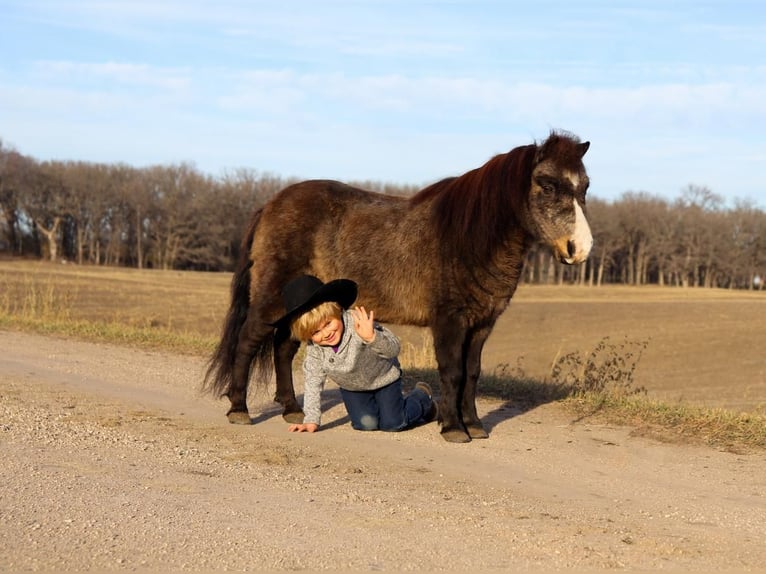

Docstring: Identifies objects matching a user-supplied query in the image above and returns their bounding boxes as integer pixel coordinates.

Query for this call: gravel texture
[1,330,764,572]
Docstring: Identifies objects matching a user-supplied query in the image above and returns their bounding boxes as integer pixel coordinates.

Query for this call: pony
[204,130,592,443]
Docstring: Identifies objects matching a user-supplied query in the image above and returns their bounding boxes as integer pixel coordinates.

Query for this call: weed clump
[549,335,649,399]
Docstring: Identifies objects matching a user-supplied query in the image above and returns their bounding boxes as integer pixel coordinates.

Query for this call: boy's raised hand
[351,305,375,342]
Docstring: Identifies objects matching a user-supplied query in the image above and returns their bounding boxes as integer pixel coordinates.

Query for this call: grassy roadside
[2,261,765,453]
[0,274,216,354]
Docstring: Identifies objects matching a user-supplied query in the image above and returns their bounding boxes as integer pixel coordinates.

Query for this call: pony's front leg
[273,326,304,423]
[433,324,471,443]
[461,326,492,439]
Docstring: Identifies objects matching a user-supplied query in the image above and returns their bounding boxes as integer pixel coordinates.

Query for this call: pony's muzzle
[554,238,589,264]
[554,232,593,265]
[555,200,593,264]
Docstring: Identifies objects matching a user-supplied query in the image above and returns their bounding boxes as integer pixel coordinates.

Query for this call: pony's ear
[577,141,590,158]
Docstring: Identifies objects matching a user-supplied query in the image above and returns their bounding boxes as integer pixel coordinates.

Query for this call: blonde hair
[290,301,343,341]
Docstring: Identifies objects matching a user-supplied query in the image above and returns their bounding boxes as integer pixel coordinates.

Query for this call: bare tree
[139,164,213,270]
[0,143,32,254]
[585,198,619,286]
[13,160,71,261]
[671,185,725,287]
[727,200,766,289]
[613,192,658,285]
[58,161,103,264]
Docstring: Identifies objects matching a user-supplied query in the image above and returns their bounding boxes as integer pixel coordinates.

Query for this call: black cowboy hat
[271,274,357,327]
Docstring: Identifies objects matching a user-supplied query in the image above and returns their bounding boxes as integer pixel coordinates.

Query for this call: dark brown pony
[204,131,592,443]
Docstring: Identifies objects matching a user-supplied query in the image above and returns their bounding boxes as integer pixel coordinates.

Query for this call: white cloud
[206,68,766,137]
[32,60,192,91]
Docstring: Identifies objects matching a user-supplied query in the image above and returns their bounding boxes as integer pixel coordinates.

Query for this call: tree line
[1,140,763,289]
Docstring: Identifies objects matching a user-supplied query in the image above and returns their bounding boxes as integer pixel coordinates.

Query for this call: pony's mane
[410,143,536,258]
[410,131,585,258]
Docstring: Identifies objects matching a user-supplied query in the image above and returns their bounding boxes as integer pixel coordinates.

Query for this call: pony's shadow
[479,385,573,435]
[248,388,350,429]
[403,369,573,436]
[478,400,536,434]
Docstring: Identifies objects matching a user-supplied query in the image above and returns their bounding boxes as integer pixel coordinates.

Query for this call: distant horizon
[1,1,765,208]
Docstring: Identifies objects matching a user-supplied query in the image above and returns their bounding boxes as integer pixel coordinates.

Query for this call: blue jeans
[340,379,431,431]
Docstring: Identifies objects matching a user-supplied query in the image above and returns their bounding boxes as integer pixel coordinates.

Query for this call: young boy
[274,274,437,433]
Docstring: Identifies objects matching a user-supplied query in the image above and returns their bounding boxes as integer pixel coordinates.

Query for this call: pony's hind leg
[226,324,259,424]
[273,325,304,423]
[226,317,274,425]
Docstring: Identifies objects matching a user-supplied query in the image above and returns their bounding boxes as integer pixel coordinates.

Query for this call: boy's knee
[355,414,379,431]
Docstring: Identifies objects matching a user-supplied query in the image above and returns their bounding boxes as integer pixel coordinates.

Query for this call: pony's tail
[202,209,265,397]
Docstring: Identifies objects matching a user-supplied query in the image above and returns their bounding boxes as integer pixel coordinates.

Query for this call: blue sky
[1,0,765,206]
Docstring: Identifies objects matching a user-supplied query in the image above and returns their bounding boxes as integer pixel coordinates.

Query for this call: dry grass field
[2,259,764,416]
[485,285,766,414]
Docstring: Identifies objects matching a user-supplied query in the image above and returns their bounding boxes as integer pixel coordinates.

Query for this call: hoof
[441,428,472,443]
[227,411,253,425]
[466,424,489,439]
[282,410,305,424]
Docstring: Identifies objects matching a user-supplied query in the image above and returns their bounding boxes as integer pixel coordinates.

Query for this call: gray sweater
[301,310,402,426]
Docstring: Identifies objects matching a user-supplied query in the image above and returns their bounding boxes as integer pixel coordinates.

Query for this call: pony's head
[527,132,593,264]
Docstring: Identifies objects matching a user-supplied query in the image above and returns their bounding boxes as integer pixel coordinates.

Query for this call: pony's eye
[537,178,556,195]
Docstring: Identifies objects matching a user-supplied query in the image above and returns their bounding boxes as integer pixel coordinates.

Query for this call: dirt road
[1,330,764,571]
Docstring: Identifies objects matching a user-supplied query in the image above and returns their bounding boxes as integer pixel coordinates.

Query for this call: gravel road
[1,330,764,572]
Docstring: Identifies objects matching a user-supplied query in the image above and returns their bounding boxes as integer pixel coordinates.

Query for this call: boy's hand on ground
[351,305,375,342]
[287,423,319,433]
